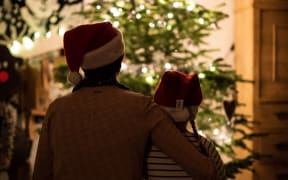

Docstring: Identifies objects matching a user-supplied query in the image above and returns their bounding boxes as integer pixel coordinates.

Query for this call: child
[145,70,226,180]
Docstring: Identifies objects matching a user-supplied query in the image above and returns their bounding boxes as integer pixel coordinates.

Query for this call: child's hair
[187,108,199,138]
[187,108,208,156]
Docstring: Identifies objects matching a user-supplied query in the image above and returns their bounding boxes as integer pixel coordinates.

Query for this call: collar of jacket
[72,76,129,92]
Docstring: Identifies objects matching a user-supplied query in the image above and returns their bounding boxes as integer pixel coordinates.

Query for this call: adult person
[145,71,226,180]
[33,21,217,180]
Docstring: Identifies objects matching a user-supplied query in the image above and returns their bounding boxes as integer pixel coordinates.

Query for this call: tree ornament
[0,70,9,83]
[223,99,236,122]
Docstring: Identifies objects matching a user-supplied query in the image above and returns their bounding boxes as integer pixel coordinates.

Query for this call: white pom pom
[67,71,82,85]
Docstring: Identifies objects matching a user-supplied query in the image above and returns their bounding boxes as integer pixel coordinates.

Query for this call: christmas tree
[0,0,262,178]
[60,0,260,178]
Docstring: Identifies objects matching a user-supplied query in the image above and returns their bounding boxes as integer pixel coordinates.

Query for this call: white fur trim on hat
[82,29,124,69]
[162,105,199,122]
[67,71,82,85]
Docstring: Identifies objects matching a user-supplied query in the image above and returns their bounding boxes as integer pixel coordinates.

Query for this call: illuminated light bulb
[166,24,172,30]
[146,9,151,14]
[173,2,182,8]
[110,7,120,17]
[110,7,117,13]
[46,31,52,38]
[210,65,216,72]
[116,1,125,7]
[224,136,232,144]
[167,13,174,19]
[213,128,219,136]
[198,72,205,79]
[136,13,142,19]
[96,5,101,10]
[187,1,196,11]
[149,22,155,28]
[139,4,145,10]
[10,40,21,54]
[198,130,204,136]
[34,32,40,39]
[157,20,166,27]
[22,36,34,50]
[58,27,65,36]
[113,21,120,27]
[187,5,195,11]
[141,67,148,73]
[198,18,204,25]
[121,62,127,71]
[164,63,172,70]
[146,76,153,83]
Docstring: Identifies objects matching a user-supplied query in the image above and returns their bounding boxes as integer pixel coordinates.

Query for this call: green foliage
[118,73,159,95]
[54,64,71,89]
[78,0,228,65]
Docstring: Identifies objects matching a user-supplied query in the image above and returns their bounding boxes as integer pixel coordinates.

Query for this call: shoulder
[45,92,74,113]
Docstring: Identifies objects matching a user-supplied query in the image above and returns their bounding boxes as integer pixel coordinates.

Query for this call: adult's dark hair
[72,55,126,92]
[83,55,124,80]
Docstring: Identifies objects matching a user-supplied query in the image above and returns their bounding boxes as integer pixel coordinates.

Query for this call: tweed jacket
[33,86,216,180]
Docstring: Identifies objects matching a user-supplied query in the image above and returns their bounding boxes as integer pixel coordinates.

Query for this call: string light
[173,2,182,8]
[113,21,120,27]
[136,13,142,19]
[34,32,40,39]
[116,1,125,7]
[22,36,34,50]
[141,66,148,73]
[213,128,219,136]
[198,72,206,79]
[210,65,216,71]
[121,62,127,71]
[10,40,21,54]
[96,5,101,10]
[145,76,153,84]
[58,27,65,36]
[110,7,121,17]
[157,20,166,27]
[167,13,174,19]
[187,0,196,11]
[164,62,172,70]
[198,130,204,136]
[198,18,204,25]
[46,31,52,38]
[149,22,155,28]
[139,4,145,10]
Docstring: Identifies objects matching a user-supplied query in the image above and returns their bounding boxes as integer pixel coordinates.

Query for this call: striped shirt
[145,132,226,180]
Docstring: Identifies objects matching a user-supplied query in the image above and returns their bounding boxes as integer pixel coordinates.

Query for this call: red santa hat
[63,21,125,85]
[154,71,203,108]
